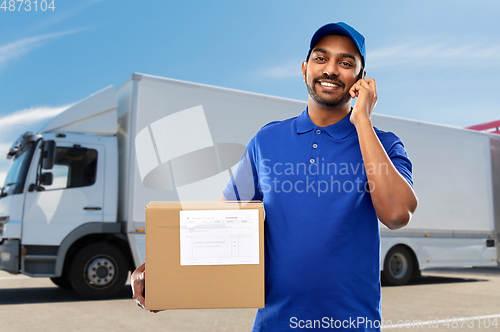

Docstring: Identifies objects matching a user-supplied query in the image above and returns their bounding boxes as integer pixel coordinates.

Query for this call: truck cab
[0,87,132,299]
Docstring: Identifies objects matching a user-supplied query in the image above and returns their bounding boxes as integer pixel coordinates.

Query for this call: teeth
[320,82,340,87]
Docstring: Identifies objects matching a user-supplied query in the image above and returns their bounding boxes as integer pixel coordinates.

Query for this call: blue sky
[1,0,499,184]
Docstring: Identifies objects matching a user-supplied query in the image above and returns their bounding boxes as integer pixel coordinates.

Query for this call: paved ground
[381,267,500,331]
[1,267,499,331]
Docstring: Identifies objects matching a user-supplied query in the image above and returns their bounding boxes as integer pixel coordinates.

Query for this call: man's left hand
[349,78,378,126]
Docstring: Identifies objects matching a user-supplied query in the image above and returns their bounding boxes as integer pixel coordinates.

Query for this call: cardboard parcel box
[145,201,265,310]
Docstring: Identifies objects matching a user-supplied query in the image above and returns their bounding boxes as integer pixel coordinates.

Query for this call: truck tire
[69,243,129,299]
[382,246,413,286]
[50,275,72,289]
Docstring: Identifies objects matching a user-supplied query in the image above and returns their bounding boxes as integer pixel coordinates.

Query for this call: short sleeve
[223,135,262,201]
[387,140,413,187]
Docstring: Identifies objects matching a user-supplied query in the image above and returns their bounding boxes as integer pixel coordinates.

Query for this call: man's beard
[305,72,352,108]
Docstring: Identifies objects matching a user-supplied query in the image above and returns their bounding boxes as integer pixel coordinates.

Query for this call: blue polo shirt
[223,108,413,331]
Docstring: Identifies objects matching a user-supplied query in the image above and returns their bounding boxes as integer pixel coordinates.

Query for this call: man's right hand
[131,263,159,313]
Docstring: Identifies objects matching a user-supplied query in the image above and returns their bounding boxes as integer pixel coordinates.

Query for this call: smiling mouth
[315,78,344,89]
[319,81,342,88]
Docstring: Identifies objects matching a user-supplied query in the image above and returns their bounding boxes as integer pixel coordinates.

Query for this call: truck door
[22,142,105,246]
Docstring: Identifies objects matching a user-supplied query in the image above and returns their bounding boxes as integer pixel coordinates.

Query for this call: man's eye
[315,57,326,61]
[340,62,353,67]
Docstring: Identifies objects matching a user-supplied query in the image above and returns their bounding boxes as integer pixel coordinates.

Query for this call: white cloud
[368,38,500,70]
[0,29,83,70]
[256,60,303,79]
[0,0,100,70]
[31,0,105,31]
[0,105,68,134]
[255,37,500,79]
[258,37,500,77]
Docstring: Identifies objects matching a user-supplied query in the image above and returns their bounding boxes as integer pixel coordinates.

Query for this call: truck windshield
[3,141,36,196]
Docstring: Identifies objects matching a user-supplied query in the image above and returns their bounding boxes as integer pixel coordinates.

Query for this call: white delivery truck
[372,116,500,285]
[0,73,498,299]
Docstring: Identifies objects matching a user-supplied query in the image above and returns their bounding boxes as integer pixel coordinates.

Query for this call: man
[133,22,418,331]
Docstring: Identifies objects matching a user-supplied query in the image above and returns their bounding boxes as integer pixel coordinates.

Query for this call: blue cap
[307,22,366,67]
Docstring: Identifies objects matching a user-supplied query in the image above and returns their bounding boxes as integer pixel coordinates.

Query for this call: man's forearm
[354,118,418,230]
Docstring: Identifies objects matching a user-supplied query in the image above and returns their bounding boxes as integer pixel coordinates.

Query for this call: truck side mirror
[42,140,56,170]
[40,172,53,186]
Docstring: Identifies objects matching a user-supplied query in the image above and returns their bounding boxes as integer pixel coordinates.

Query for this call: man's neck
[307,97,352,127]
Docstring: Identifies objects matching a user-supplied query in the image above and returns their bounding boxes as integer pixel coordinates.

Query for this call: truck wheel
[69,243,129,299]
[382,246,413,286]
[50,275,72,289]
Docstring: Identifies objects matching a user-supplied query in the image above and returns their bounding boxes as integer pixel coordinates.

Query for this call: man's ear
[301,61,307,82]
[363,70,366,78]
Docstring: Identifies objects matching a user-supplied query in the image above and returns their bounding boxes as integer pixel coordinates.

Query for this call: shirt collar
[296,107,356,140]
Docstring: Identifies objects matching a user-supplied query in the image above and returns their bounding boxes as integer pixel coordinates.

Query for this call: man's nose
[323,62,339,77]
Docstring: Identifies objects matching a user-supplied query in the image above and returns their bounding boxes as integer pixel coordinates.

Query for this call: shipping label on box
[179,209,260,266]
